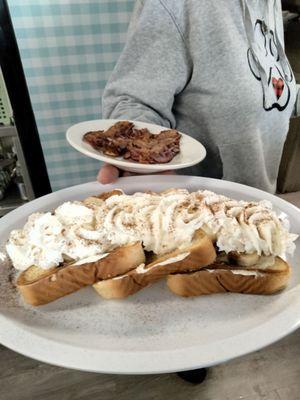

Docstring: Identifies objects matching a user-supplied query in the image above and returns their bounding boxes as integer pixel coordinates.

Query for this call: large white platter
[0,176,299,374]
[66,119,206,173]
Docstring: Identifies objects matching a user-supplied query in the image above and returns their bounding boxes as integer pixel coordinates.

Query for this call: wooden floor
[1,192,299,400]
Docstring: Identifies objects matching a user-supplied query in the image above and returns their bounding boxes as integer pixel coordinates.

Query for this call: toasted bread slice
[93,229,216,299]
[167,257,291,296]
[17,242,145,306]
[132,229,216,286]
[93,272,143,299]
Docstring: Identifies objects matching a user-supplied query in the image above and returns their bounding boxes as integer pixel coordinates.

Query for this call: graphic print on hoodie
[245,3,294,112]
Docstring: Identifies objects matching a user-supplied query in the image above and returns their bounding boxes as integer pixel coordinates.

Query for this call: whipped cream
[6,203,109,271]
[203,195,298,257]
[55,201,94,226]
[94,191,206,255]
[7,213,66,271]
[6,189,298,271]
[93,189,298,257]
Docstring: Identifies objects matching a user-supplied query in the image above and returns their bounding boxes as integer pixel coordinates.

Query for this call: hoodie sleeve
[101,0,192,128]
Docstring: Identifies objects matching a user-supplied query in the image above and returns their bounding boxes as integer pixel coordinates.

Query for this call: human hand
[97,163,175,184]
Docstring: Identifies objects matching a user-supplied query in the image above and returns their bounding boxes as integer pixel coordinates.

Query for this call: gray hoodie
[102,0,298,193]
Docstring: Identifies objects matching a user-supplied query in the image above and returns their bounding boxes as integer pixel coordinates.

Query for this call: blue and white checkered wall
[8,0,135,191]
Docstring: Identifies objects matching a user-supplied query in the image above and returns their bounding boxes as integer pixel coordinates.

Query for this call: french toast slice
[93,229,216,299]
[93,272,143,299]
[167,256,291,296]
[17,242,145,306]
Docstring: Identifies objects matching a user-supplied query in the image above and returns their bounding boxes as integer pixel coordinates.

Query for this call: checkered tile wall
[8,0,135,190]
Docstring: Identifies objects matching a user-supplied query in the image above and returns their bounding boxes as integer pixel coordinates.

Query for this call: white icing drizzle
[112,274,128,280]
[71,253,108,266]
[136,252,190,274]
[205,269,261,277]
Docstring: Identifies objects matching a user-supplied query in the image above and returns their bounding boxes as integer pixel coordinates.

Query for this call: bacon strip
[83,121,181,164]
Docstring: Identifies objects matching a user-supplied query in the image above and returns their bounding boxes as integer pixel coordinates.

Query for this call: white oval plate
[0,176,300,374]
[66,119,206,173]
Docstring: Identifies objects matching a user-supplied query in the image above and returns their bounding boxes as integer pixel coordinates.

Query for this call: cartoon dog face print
[247,19,293,112]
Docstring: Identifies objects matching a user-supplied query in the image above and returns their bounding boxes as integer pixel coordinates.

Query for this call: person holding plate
[98,0,300,193]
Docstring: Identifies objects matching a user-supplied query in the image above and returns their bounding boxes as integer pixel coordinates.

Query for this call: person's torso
[164,0,297,186]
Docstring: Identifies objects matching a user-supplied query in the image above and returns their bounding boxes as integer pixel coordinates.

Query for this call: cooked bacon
[83,121,134,157]
[83,121,181,164]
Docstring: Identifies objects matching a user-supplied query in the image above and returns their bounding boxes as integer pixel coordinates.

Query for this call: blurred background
[0,0,299,215]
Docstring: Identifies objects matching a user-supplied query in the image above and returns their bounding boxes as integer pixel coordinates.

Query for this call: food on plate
[93,228,216,298]
[167,255,291,297]
[5,188,298,305]
[92,189,297,299]
[83,121,134,157]
[16,242,145,306]
[83,120,181,164]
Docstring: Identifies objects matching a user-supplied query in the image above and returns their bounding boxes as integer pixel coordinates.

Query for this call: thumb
[97,164,120,184]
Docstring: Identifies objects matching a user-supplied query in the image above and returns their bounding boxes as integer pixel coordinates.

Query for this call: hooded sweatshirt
[102,0,298,193]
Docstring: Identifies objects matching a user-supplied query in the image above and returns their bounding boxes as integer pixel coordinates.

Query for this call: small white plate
[66,119,206,173]
[0,176,300,374]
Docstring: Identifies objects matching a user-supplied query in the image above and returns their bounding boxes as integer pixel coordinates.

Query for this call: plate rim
[1,175,300,374]
[66,119,207,171]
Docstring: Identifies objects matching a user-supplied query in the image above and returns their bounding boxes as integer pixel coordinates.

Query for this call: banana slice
[229,252,260,267]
